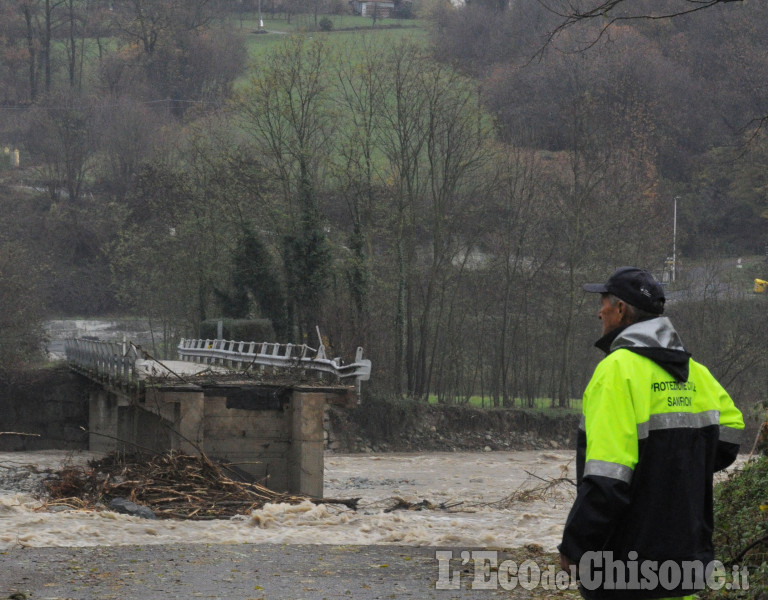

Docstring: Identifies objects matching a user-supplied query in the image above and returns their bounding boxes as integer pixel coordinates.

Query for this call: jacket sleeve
[714,380,744,471]
[559,472,631,562]
[559,358,636,562]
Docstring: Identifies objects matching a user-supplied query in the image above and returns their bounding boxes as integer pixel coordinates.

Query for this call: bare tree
[110,0,213,55]
[481,150,547,406]
[96,97,164,201]
[40,0,66,94]
[539,49,667,405]
[540,0,744,44]
[0,3,33,104]
[112,0,173,54]
[110,120,250,344]
[27,90,97,205]
[330,36,388,346]
[19,0,42,101]
[63,0,84,89]
[374,41,429,395]
[7,0,92,100]
[376,40,496,398]
[237,35,333,340]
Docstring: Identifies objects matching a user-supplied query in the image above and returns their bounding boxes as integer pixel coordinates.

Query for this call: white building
[350,0,396,18]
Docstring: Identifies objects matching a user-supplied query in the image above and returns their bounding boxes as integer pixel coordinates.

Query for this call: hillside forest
[0,0,767,415]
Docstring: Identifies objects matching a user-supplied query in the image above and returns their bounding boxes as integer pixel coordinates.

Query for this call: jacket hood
[595,317,691,381]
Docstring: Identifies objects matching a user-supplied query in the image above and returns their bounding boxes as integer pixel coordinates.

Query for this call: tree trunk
[67,0,76,88]
[23,6,38,101]
[44,0,53,94]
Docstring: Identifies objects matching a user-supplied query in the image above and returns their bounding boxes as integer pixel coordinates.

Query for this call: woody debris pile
[44,451,359,519]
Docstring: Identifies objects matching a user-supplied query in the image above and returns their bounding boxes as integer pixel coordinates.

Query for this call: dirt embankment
[325,397,580,454]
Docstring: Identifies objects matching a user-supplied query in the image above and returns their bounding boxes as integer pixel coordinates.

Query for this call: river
[0,450,576,551]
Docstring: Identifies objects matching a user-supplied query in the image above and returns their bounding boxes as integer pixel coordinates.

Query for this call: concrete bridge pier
[88,388,127,453]
[88,384,351,498]
[289,392,326,498]
[138,388,206,454]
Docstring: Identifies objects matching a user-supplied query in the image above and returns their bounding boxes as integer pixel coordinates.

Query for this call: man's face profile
[597,294,625,336]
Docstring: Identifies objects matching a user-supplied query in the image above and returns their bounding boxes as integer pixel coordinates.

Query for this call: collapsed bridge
[65,335,372,497]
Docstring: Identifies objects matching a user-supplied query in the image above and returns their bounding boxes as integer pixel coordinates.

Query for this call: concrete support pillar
[88,389,119,452]
[125,389,204,454]
[165,390,205,454]
[289,391,325,498]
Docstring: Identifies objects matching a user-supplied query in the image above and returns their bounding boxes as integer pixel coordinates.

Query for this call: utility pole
[673,196,679,283]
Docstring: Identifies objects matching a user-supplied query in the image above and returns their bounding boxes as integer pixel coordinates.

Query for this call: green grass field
[230,12,427,33]
[427,395,583,414]
[229,11,434,177]
[231,14,428,62]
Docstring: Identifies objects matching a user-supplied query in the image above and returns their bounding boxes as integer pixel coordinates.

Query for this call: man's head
[584,267,665,335]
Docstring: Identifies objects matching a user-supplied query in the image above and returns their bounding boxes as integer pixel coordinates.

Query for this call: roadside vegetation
[705,451,768,599]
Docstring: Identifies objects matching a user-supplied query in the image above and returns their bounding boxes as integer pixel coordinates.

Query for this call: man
[559,266,744,600]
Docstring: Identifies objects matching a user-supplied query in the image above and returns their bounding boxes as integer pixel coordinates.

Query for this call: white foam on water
[0,450,577,550]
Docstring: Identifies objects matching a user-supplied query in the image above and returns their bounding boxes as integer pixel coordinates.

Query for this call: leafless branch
[538,0,745,51]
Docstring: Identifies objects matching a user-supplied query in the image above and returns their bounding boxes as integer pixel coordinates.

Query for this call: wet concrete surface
[0,544,571,599]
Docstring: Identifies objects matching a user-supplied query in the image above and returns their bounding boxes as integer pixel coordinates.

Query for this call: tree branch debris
[43,451,360,519]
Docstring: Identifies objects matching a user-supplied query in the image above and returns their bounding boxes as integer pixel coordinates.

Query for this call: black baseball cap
[584,267,665,315]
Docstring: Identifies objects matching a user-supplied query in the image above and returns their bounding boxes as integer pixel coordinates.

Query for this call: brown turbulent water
[0,450,577,550]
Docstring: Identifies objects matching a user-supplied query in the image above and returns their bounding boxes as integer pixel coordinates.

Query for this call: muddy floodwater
[0,450,577,550]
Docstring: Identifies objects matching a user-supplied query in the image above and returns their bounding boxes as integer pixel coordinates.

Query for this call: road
[1,544,575,599]
[664,256,766,304]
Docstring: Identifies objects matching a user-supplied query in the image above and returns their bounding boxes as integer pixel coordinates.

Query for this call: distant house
[350,0,396,18]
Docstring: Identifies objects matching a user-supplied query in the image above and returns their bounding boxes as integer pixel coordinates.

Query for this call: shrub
[705,456,768,598]
[319,17,334,31]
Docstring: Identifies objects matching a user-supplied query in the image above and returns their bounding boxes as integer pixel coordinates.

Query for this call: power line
[0,98,223,112]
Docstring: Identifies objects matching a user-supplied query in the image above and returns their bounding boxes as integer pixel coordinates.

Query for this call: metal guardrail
[65,338,141,386]
[177,339,372,383]
[65,334,372,390]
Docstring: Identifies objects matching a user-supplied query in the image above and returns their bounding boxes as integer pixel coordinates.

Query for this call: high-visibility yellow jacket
[559,317,744,600]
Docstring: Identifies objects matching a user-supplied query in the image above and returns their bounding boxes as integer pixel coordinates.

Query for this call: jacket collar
[595,325,626,354]
[595,317,691,381]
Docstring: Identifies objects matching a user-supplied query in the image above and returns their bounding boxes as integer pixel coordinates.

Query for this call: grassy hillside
[231,13,427,60]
